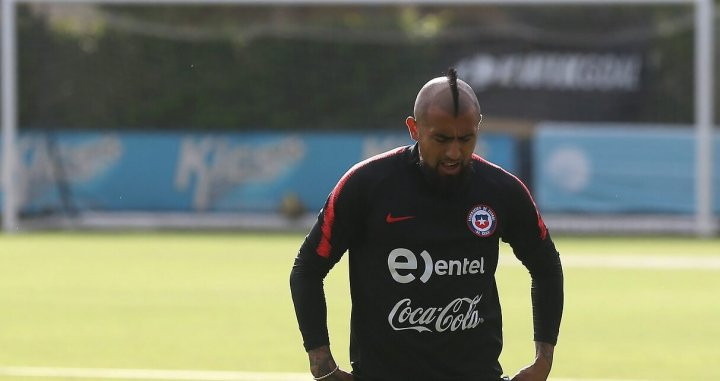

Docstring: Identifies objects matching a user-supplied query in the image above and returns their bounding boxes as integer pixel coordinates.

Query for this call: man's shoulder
[328,145,411,204]
[471,154,516,181]
[345,145,412,180]
[471,154,530,192]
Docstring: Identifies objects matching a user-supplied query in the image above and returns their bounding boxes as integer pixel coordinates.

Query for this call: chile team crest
[467,205,497,237]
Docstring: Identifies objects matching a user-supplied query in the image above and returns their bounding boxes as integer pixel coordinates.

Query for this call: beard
[418,159,473,197]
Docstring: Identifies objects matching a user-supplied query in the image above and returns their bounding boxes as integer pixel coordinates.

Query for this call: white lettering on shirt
[387,248,484,284]
[388,295,484,333]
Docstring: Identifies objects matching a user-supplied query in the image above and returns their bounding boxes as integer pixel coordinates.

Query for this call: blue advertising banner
[1,131,517,215]
[534,124,720,214]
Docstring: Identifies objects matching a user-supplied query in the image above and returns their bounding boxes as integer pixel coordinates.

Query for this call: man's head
[406,69,482,191]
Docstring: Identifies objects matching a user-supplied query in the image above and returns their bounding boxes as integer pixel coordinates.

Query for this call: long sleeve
[290,233,334,351]
[521,236,564,345]
[501,175,564,345]
[290,159,366,351]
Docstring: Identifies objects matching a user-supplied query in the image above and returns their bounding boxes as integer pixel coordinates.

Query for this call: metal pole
[695,0,715,237]
[5,0,698,4]
[1,0,18,233]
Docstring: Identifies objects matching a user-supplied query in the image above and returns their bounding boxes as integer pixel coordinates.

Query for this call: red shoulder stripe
[472,154,548,240]
[316,146,408,258]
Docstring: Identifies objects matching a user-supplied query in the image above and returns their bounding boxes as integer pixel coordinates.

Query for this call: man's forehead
[422,107,479,133]
[427,124,478,135]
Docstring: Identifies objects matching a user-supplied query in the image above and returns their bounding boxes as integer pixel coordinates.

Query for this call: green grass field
[1,233,719,381]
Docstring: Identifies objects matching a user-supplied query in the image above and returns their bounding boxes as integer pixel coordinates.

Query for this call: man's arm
[511,341,554,381]
[291,251,354,380]
[307,345,354,381]
[291,241,354,380]
[509,241,563,381]
[535,341,554,371]
[289,251,332,351]
[291,164,365,379]
[501,175,564,381]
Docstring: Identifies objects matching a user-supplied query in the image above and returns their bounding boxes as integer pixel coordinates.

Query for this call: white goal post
[2,0,715,235]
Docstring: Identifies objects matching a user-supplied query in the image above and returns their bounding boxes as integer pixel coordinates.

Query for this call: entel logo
[387,248,485,284]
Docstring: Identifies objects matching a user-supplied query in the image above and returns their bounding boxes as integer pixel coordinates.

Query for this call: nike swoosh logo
[386,213,416,224]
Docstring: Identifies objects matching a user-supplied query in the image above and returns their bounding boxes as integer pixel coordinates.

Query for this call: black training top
[290,144,563,381]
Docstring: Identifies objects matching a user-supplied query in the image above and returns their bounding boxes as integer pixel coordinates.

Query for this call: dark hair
[447,68,459,117]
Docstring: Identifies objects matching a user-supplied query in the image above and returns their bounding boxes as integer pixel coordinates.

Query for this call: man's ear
[406,116,419,141]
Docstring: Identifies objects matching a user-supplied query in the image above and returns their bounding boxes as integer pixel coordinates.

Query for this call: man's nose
[446,140,461,161]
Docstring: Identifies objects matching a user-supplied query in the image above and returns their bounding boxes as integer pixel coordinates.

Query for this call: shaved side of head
[413,69,481,124]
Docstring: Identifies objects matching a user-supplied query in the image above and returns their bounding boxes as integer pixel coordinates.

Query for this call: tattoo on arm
[535,341,555,369]
[308,345,337,378]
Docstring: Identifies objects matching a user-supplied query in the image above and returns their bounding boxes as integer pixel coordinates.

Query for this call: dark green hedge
[16,4,702,130]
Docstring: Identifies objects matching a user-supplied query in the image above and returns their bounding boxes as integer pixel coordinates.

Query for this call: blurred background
[1,2,720,381]
[1,0,718,235]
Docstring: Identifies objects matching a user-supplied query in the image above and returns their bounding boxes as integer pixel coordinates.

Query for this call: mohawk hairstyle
[447,67,460,117]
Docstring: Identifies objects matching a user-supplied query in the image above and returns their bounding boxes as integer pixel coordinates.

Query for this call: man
[290,69,563,381]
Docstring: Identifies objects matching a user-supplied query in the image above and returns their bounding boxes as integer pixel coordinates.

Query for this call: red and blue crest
[467,205,497,237]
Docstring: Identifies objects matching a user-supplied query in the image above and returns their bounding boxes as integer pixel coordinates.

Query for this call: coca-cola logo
[387,295,484,333]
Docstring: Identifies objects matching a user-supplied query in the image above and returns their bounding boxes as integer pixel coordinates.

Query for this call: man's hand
[308,345,354,381]
[510,341,554,381]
